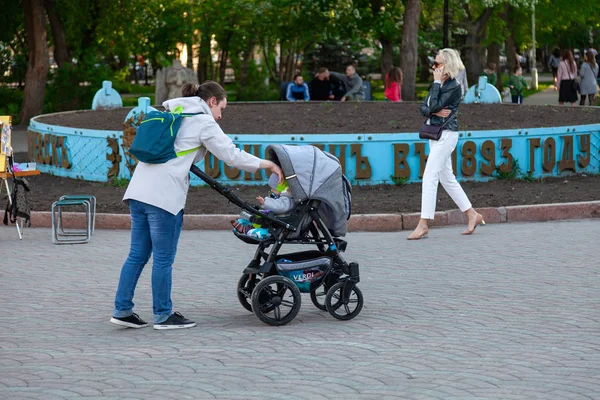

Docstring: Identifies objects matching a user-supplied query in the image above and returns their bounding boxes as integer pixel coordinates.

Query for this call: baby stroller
[190,144,363,326]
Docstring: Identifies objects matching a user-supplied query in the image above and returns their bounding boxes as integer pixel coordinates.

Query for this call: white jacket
[124,97,261,215]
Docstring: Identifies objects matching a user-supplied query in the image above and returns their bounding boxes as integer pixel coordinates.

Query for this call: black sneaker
[110,313,149,329]
[153,311,196,330]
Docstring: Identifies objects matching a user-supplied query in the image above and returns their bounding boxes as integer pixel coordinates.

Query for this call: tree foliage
[1,0,600,120]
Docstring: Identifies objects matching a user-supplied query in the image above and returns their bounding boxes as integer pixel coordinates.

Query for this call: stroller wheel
[251,276,301,326]
[310,285,328,311]
[237,273,262,312]
[311,271,342,311]
[325,282,363,321]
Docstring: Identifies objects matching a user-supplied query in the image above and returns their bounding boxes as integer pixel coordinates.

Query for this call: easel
[1,116,41,239]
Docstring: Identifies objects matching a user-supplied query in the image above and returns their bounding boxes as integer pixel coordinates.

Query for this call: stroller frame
[190,165,362,326]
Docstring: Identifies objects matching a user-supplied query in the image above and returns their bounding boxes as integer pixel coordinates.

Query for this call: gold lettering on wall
[558,135,576,172]
[542,137,556,172]
[224,163,240,180]
[498,138,513,173]
[414,143,428,179]
[203,153,220,178]
[460,141,477,176]
[479,140,496,176]
[328,144,347,174]
[29,131,72,169]
[243,144,262,180]
[43,135,52,164]
[528,138,541,173]
[451,150,457,176]
[578,134,590,168]
[106,138,121,178]
[393,144,410,178]
[351,144,372,179]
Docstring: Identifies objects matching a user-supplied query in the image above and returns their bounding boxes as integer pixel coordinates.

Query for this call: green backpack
[129,106,204,164]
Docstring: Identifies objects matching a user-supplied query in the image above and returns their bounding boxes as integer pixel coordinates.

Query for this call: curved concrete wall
[29,112,600,186]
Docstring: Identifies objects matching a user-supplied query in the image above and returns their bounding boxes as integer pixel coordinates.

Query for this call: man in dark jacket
[309,67,335,101]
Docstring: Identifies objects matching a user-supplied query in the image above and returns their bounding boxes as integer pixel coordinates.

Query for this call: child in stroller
[190,144,363,326]
[231,173,295,240]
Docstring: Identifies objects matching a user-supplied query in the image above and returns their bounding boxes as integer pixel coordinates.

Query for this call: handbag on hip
[566,61,580,92]
[419,110,455,141]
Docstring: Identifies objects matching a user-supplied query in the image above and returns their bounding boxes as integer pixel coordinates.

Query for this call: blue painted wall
[29,113,600,186]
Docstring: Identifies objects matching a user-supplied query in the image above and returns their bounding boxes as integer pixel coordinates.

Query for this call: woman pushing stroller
[111,81,283,331]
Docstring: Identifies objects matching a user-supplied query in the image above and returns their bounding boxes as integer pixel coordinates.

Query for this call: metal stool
[58,195,96,234]
[52,198,93,244]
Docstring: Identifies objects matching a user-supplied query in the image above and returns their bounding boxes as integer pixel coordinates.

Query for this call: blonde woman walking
[408,49,484,240]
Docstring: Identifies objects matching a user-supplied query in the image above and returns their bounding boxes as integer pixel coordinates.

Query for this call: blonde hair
[437,48,465,79]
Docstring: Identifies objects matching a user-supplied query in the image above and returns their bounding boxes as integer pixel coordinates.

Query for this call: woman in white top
[111,81,283,330]
[579,51,599,106]
[556,50,578,105]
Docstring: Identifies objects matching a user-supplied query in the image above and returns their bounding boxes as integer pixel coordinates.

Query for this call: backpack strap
[171,109,205,157]
[176,146,202,157]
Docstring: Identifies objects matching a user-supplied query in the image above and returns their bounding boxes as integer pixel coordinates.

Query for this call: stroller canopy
[266,144,350,237]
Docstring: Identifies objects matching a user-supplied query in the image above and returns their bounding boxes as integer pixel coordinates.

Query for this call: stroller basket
[275,250,332,293]
[233,229,274,245]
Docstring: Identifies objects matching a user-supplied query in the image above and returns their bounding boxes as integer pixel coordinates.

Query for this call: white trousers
[421,130,472,219]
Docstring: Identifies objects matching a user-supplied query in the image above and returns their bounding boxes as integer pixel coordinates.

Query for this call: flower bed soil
[22,102,600,215]
[35,102,600,133]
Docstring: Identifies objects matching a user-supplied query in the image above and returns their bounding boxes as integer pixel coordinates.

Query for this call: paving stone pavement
[1,220,599,400]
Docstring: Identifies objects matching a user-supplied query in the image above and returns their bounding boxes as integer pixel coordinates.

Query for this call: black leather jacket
[419,78,462,132]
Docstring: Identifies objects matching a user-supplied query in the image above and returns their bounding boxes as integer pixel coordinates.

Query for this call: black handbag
[566,62,580,93]
[419,110,455,141]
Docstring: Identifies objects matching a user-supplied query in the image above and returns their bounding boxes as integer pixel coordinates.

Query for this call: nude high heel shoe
[462,213,485,235]
[407,227,429,240]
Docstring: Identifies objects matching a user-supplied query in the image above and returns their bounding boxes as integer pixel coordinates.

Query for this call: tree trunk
[237,39,256,101]
[218,30,233,86]
[486,43,502,91]
[371,0,393,77]
[504,4,517,76]
[261,42,278,83]
[44,0,70,68]
[419,53,430,82]
[185,40,193,69]
[400,0,421,101]
[463,7,493,85]
[197,32,211,83]
[20,0,50,126]
[380,38,394,77]
[218,49,229,86]
[80,0,99,54]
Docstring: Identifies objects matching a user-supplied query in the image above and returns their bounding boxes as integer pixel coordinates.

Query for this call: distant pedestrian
[330,65,365,102]
[384,67,403,102]
[556,49,578,105]
[505,66,529,104]
[286,74,310,101]
[309,68,335,101]
[579,51,599,106]
[548,47,561,88]
[456,67,468,97]
[480,63,497,87]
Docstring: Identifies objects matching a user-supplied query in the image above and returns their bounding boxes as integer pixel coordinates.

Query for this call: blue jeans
[113,199,183,324]
[511,94,523,104]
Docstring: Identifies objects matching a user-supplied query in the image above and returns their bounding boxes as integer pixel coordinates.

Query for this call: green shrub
[390,175,409,186]
[44,58,112,113]
[494,159,522,180]
[122,95,155,107]
[0,86,24,125]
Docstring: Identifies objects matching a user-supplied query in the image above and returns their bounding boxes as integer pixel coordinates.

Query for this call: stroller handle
[189,164,296,231]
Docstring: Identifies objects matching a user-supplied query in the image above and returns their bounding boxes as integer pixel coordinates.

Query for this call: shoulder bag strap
[439,109,456,129]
